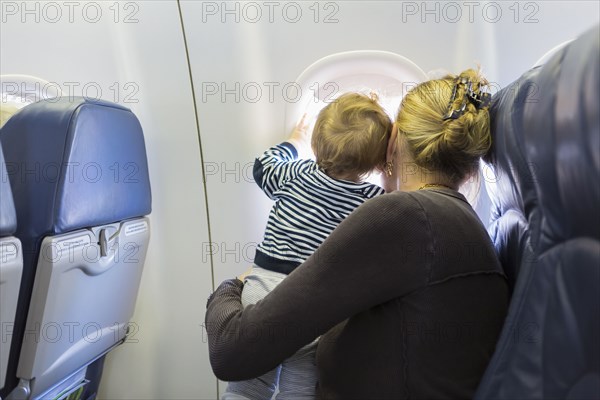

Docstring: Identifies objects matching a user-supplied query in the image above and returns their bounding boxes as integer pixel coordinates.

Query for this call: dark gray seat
[476,25,599,399]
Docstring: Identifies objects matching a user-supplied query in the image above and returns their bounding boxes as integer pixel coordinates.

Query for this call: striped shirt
[253,142,384,274]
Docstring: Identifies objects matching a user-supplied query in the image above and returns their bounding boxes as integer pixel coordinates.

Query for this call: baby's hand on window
[287,114,313,159]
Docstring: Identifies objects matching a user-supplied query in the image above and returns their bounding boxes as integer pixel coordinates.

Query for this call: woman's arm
[206,192,431,381]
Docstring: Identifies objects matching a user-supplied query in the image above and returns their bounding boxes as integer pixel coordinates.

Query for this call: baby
[224,93,392,400]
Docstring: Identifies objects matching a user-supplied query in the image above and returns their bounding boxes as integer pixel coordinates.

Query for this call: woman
[205,69,509,399]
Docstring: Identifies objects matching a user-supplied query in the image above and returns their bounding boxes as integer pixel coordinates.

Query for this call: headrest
[485,25,599,280]
[0,97,152,244]
[0,143,17,236]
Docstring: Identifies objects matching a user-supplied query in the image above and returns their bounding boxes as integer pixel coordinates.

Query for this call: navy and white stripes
[253,142,384,274]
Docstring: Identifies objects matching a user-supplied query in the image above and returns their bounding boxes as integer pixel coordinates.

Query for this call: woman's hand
[236,266,254,283]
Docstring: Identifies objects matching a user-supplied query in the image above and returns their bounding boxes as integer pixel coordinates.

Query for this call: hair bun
[395,68,492,184]
[443,69,491,121]
[440,69,491,171]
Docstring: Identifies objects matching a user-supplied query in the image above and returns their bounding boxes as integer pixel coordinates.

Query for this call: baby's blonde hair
[312,92,392,180]
[396,69,491,184]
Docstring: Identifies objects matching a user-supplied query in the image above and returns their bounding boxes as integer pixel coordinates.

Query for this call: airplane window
[286,51,428,185]
[1,74,62,106]
[1,74,63,126]
[286,50,428,128]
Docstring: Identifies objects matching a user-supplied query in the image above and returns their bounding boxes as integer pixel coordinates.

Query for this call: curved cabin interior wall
[0,1,598,398]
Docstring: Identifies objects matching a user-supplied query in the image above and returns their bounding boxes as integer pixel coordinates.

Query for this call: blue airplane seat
[0,143,23,395]
[0,97,151,399]
[475,25,599,399]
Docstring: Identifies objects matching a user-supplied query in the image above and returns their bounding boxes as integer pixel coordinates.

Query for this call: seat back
[0,143,23,393]
[0,98,151,399]
[476,25,600,399]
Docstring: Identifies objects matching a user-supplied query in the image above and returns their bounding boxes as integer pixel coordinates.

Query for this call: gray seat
[0,143,23,395]
[0,98,152,399]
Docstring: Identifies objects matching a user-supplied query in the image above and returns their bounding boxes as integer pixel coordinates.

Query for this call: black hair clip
[466,86,491,109]
[443,78,491,121]
[443,78,467,121]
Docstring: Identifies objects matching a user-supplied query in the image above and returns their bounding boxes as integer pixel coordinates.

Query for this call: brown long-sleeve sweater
[206,188,509,399]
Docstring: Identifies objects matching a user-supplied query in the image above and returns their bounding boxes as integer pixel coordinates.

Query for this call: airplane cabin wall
[0,1,598,399]
[1,1,216,398]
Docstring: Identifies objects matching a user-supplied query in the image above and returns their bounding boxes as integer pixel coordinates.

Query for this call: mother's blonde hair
[396,69,491,184]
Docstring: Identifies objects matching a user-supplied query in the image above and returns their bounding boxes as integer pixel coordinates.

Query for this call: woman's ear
[386,124,399,163]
